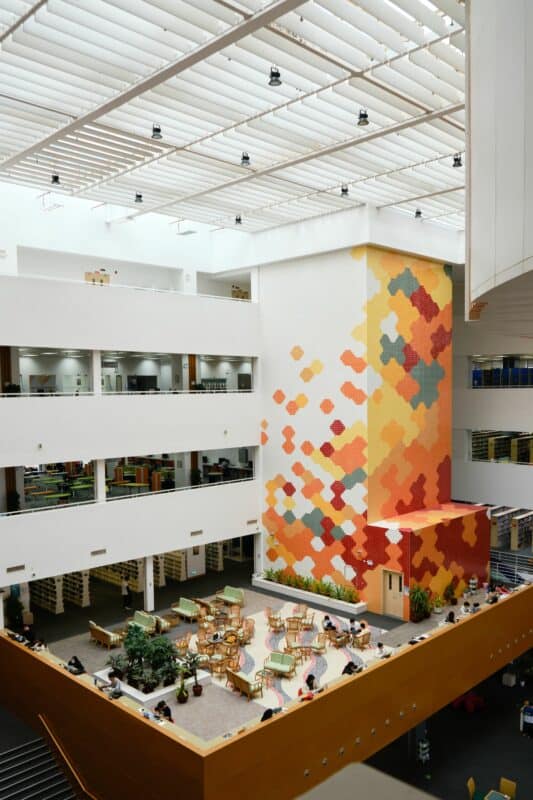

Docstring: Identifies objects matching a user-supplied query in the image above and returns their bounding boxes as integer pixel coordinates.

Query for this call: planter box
[252,575,367,617]
[93,668,210,705]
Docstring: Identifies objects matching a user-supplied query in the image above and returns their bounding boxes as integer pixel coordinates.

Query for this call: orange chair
[499,777,516,799]
[466,777,484,800]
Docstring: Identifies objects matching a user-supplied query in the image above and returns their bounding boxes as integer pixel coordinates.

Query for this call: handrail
[2,476,255,517]
[0,389,253,398]
[38,713,100,800]
[0,271,255,303]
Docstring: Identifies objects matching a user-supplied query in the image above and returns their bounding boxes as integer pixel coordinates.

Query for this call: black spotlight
[135,192,143,203]
[235,214,242,225]
[241,152,250,167]
[51,174,60,185]
[358,109,369,126]
[453,153,462,168]
[152,123,162,140]
[269,66,281,86]
[341,184,349,196]
[415,208,422,219]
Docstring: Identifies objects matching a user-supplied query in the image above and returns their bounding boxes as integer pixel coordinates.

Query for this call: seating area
[215,586,245,607]
[171,597,201,622]
[89,621,123,649]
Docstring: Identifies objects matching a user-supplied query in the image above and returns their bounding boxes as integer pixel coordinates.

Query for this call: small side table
[255,668,275,689]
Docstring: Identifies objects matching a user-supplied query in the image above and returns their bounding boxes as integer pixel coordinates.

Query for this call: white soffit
[0,0,465,232]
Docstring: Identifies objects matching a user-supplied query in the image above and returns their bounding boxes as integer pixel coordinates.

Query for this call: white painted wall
[0,479,260,584]
[0,276,260,356]
[0,393,260,467]
[186,546,206,578]
[18,247,183,292]
[452,460,533,508]
[468,0,533,301]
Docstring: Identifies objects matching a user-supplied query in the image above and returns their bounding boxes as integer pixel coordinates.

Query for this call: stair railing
[38,714,99,800]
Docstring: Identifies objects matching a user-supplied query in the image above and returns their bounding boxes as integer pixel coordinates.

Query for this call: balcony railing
[9,272,254,302]
[0,389,253,398]
[2,476,255,517]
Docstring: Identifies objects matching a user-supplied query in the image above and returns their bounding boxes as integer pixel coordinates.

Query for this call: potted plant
[176,667,189,704]
[444,581,456,606]
[185,653,203,697]
[409,584,431,622]
[140,668,159,694]
[157,660,179,687]
[432,595,444,614]
[106,653,128,679]
[146,636,176,673]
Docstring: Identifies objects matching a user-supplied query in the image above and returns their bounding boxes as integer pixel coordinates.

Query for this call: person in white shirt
[376,642,392,659]
[460,601,471,615]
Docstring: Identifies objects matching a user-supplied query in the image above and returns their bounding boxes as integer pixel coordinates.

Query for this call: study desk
[27,490,54,497]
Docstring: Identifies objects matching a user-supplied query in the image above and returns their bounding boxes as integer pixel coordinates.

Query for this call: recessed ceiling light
[358,109,369,127]
[269,66,281,86]
[341,184,349,196]
[235,214,242,225]
[240,152,250,167]
[152,123,162,140]
[453,153,463,168]
[51,174,60,185]
[135,192,143,203]
[41,351,58,355]
[415,209,422,219]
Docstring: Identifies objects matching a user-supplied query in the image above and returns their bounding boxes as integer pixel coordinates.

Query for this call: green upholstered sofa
[215,586,245,607]
[171,597,201,621]
[128,610,157,635]
[263,651,296,678]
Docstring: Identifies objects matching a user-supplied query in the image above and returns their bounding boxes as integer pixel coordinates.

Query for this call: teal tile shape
[380,334,406,365]
[302,507,324,536]
[342,468,367,489]
[388,268,420,298]
[409,359,445,409]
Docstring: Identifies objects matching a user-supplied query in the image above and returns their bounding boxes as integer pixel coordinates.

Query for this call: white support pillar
[95,459,106,502]
[143,556,155,612]
[250,266,260,302]
[183,269,197,295]
[254,532,264,577]
[91,350,101,394]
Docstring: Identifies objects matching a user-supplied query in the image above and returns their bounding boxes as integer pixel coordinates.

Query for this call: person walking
[121,576,132,611]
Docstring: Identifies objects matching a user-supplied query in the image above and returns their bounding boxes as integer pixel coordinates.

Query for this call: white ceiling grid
[0,0,466,232]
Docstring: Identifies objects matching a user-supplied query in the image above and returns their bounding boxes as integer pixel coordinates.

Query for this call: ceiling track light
[135,192,143,203]
[415,208,422,219]
[241,151,250,167]
[452,153,463,168]
[358,109,369,126]
[51,174,60,185]
[269,66,281,86]
[152,123,162,140]
[341,184,349,196]
[235,214,242,225]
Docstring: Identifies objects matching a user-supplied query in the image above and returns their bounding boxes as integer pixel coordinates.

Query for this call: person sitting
[342,661,359,676]
[376,642,392,659]
[299,673,320,700]
[260,707,283,722]
[446,610,456,624]
[96,670,122,698]
[322,615,336,631]
[460,600,471,615]
[30,639,47,653]
[349,618,362,636]
[22,624,36,645]
[471,602,481,613]
[66,655,86,675]
[154,700,174,723]
[486,589,499,605]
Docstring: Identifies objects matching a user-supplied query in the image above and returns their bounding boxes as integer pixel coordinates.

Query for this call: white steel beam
[378,185,465,208]
[109,101,464,222]
[0,0,307,171]
[0,0,48,44]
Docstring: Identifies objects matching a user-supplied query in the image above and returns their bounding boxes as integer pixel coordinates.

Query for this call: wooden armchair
[268,615,285,633]
[286,616,301,633]
[354,629,371,650]
[174,631,192,657]
[301,611,315,631]
[310,632,327,655]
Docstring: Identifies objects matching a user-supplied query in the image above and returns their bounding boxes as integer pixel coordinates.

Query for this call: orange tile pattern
[262,247,489,619]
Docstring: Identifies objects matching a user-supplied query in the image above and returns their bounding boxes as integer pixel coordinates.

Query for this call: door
[383,570,404,618]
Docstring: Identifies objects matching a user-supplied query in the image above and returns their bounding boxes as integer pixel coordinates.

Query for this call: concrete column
[91,350,101,394]
[95,459,106,502]
[250,266,260,302]
[182,269,197,295]
[254,532,264,577]
[143,556,155,612]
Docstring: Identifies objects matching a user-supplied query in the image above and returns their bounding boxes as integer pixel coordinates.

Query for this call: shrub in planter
[157,660,179,687]
[184,654,203,697]
[409,584,431,622]
[176,668,189,704]
[443,581,456,605]
[146,636,176,673]
[123,626,149,667]
[140,668,159,694]
[432,595,444,614]
[106,653,129,678]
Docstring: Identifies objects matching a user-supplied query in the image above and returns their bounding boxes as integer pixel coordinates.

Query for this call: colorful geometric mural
[262,246,488,618]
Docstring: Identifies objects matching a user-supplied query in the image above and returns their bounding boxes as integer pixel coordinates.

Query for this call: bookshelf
[30,576,64,614]
[206,541,224,572]
[202,378,226,392]
[490,508,521,548]
[487,434,513,461]
[153,555,166,588]
[91,560,144,592]
[163,551,187,581]
[63,571,90,607]
[511,512,533,551]
[471,430,492,461]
